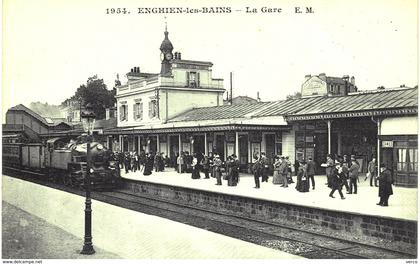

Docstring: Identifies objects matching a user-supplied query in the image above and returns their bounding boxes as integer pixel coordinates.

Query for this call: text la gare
[245,6,314,13]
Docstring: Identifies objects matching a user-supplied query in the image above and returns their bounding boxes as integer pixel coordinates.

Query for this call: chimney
[178,52,181,60]
[131,68,134,73]
[350,76,355,85]
[318,73,326,80]
[304,74,311,81]
[257,92,261,102]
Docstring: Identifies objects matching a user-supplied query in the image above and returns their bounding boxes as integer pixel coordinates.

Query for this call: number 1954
[106,8,130,14]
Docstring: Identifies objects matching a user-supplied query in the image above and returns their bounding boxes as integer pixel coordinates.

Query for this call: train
[2,134,120,190]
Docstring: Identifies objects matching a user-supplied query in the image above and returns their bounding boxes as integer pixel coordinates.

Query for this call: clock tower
[160,25,173,75]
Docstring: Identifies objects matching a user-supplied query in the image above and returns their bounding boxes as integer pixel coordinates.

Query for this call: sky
[2,0,418,118]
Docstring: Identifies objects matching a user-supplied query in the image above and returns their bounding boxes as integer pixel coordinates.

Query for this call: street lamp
[80,103,96,255]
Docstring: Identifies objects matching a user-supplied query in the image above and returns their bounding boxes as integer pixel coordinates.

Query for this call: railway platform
[121,169,418,221]
[2,175,302,259]
[119,169,418,256]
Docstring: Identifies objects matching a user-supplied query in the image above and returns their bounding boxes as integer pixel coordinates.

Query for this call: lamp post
[80,103,96,255]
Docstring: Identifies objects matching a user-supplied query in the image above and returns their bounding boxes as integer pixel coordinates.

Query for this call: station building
[3,28,417,187]
[101,28,418,187]
[105,28,290,169]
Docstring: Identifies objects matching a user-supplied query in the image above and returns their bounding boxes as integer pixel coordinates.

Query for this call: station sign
[382,141,394,148]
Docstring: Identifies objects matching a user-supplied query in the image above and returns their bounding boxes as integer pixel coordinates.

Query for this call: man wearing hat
[348,157,360,194]
[325,154,334,187]
[229,154,240,186]
[213,154,223,185]
[252,155,261,188]
[306,157,316,190]
[377,163,393,206]
[260,152,269,182]
[329,161,345,199]
[279,156,289,188]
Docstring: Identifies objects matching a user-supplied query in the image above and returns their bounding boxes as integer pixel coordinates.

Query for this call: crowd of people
[111,150,395,207]
[322,154,394,206]
[177,151,240,187]
[110,150,172,176]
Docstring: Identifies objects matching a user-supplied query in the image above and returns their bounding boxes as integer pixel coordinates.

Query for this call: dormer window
[186,71,200,88]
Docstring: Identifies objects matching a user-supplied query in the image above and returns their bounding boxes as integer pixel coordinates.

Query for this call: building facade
[116,29,225,128]
[284,87,418,187]
[302,73,357,97]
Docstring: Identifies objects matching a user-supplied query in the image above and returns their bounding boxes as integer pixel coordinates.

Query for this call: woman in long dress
[272,156,282,184]
[296,160,309,192]
[191,153,200,179]
[143,153,154,176]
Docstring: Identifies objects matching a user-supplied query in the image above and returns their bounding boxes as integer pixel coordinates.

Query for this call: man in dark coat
[201,154,210,179]
[260,152,269,182]
[124,152,131,174]
[252,156,261,188]
[229,154,240,186]
[348,158,360,194]
[213,155,223,185]
[377,163,393,206]
[341,162,350,192]
[279,156,289,188]
[329,162,345,199]
[306,157,316,190]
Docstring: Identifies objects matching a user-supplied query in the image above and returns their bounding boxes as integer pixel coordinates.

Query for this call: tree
[286,92,302,100]
[63,75,116,120]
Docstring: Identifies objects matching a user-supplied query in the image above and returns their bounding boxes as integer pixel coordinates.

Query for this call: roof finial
[164,16,167,32]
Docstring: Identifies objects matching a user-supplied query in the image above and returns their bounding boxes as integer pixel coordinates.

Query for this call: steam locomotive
[2,134,120,190]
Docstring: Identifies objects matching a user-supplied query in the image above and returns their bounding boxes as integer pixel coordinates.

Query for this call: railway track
[97,189,413,259]
[3,168,416,259]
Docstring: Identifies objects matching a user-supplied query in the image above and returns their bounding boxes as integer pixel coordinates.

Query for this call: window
[133,102,143,121]
[186,71,200,87]
[148,100,157,118]
[119,105,128,121]
[397,148,418,172]
[408,149,418,172]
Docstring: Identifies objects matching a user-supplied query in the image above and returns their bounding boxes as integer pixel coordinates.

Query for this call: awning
[381,116,418,135]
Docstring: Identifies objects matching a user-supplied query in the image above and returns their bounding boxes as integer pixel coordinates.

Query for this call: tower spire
[160,17,173,75]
